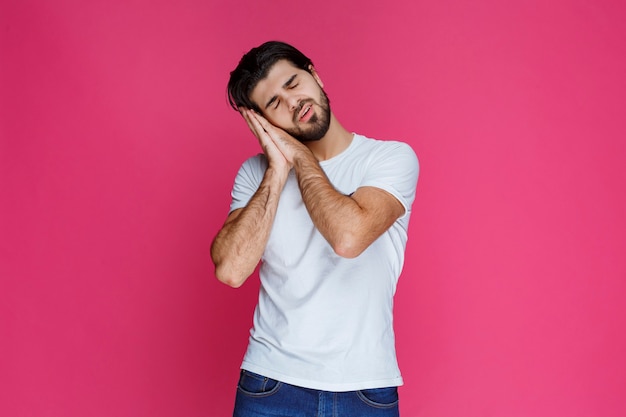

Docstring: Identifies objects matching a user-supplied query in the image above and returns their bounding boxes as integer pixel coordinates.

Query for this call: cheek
[264,111,293,128]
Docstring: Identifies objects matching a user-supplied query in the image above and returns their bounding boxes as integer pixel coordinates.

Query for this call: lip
[298,104,313,122]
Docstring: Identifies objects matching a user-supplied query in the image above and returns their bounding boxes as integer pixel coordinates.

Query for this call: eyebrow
[264,74,298,109]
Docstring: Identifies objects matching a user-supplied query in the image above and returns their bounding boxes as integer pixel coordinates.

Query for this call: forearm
[293,152,371,258]
[211,167,286,287]
[242,110,404,258]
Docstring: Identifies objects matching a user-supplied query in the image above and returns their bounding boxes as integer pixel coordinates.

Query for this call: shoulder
[236,153,268,177]
[231,153,269,192]
[353,134,419,167]
[239,153,267,170]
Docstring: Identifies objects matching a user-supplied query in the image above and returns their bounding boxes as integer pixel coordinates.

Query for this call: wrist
[265,164,290,185]
[292,147,317,170]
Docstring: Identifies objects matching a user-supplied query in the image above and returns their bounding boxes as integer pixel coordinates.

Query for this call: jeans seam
[356,390,399,409]
[237,371,282,398]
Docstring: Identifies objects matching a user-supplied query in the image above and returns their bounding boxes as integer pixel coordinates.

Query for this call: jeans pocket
[237,370,282,397]
[357,386,399,408]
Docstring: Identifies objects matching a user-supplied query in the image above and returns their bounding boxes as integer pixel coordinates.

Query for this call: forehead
[251,60,303,103]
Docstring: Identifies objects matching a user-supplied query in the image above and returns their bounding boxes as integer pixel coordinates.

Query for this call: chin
[289,125,329,142]
[289,114,331,142]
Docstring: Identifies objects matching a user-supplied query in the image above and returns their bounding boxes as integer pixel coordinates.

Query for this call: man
[211,41,419,417]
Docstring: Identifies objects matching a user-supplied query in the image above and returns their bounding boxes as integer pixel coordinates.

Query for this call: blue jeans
[233,370,400,417]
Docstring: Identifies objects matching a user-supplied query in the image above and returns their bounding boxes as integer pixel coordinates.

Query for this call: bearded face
[283,88,331,143]
[250,60,333,143]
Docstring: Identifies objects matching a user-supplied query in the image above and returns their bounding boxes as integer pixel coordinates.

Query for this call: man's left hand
[247,110,309,165]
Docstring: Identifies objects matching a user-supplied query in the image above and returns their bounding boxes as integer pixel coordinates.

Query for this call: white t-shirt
[229,133,419,391]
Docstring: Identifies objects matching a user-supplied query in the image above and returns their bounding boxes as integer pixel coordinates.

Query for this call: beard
[284,89,331,143]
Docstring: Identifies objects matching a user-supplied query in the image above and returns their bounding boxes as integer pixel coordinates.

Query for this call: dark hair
[227,41,314,112]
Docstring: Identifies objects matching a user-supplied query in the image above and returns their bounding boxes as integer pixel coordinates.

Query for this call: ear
[309,65,324,88]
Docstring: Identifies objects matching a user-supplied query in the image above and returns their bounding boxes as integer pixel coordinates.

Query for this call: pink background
[2,0,625,416]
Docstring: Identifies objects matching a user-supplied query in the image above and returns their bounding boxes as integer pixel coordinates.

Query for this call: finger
[239,108,253,127]
[247,110,270,136]
[249,111,293,140]
[242,110,267,139]
[249,111,273,133]
[248,115,280,155]
[245,112,284,159]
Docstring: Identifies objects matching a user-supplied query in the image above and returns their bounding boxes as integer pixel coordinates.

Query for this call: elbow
[211,245,249,288]
[214,264,248,288]
[223,277,246,289]
[332,234,366,259]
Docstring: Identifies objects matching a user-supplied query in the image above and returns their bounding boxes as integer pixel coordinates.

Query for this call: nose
[287,95,300,112]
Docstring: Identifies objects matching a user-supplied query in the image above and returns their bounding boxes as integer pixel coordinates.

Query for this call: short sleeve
[360,141,419,218]
[229,154,268,214]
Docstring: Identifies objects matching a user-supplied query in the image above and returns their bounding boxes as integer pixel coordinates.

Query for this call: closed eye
[264,74,299,110]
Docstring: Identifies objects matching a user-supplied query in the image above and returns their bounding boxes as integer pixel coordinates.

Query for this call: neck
[304,114,353,161]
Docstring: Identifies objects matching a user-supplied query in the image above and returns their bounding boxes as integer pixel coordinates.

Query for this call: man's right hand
[240,108,291,179]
